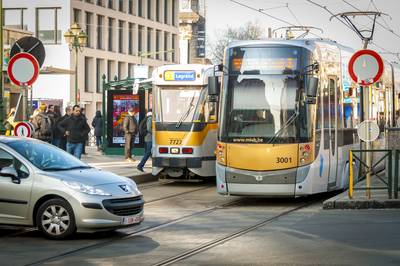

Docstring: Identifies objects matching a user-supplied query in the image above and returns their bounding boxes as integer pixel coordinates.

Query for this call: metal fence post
[349,150,354,199]
[395,150,399,199]
[388,150,392,199]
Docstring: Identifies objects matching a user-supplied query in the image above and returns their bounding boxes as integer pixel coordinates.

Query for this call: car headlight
[62,181,112,196]
[127,179,141,195]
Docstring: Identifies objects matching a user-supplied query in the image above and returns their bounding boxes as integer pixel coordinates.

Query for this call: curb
[323,199,400,209]
[126,172,158,184]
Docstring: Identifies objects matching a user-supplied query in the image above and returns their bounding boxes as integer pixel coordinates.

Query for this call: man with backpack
[31,103,53,143]
[58,105,90,159]
[137,110,152,172]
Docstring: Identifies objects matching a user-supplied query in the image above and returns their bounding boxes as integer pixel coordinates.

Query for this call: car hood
[41,168,132,186]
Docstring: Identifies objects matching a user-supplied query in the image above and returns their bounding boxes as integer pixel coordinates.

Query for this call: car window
[0,148,30,178]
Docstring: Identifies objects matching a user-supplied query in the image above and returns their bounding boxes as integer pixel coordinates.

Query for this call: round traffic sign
[7,53,39,86]
[357,120,380,142]
[10,36,46,68]
[348,49,384,86]
[14,122,33,137]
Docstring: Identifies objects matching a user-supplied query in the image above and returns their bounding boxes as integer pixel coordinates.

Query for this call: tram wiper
[266,111,299,144]
[176,95,196,128]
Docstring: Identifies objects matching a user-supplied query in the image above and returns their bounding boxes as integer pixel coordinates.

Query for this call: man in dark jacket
[58,106,72,150]
[123,107,138,162]
[137,110,152,172]
[91,110,103,151]
[58,105,90,159]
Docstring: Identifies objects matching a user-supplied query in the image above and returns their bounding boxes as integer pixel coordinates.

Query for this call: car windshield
[6,141,90,171]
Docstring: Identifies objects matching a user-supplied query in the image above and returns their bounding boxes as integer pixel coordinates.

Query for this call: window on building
[138,0,145,17]
[164,31,169,61]
[156,0,161,22]
[96,58,104,93]
[37,8,62,44]
[118,20,125,53]
[4,8,27,30]
[108,0,114,9]
[164,0,168,24]
[138,25,144,54]
[172,33,176,62]
[128,0,135,14]
[85,57,93,92]
[119,0,125,12]
[118,62,124,79]
[73,8,81,24]
[85,12,93,48]
[128,23,135,55]
[128,63,135,78]
[107,60,113,81]
[97,0,104,6]
[156,30,161,60]
[85,0,94,3]
[172,0,176,26]
[108,18,114,51]
[147,0,152,19]
[147,28,153,58]
[97,15,104,49]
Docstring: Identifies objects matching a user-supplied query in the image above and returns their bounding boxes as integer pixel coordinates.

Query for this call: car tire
[36,198,76,239]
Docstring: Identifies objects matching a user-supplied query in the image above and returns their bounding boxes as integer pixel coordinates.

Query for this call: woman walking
[92,110,103,151]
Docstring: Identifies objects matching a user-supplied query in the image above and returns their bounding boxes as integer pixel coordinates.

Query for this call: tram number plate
[122,215,142,225]
[169,139,182,145]
[276,157,292,163]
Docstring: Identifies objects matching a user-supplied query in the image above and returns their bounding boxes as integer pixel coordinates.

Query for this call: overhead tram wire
[228,0,324,39]
[341,0,400,40]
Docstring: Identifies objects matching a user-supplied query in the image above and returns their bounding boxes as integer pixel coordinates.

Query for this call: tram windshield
[220,46,313,143]
[155,86,207,124]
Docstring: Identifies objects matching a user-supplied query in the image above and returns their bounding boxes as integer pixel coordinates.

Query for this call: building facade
[3,0,180,120]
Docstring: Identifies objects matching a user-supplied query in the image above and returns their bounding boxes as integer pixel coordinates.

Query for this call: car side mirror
[307,77,318,98]
[0,167,20,184]
[208,76,220,96]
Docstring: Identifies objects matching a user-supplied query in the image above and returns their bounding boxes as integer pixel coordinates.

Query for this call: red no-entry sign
[7,52,40,86]
[348,49,384,86]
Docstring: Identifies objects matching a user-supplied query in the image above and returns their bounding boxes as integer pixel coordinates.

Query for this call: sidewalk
[81,146,157,184]
[323,173,400,209]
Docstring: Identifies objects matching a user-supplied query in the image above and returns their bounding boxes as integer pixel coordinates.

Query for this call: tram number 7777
[169,139,183,145]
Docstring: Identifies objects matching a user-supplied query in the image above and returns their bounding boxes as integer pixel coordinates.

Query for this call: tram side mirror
[307,77,318,98]
[208,76,220,96]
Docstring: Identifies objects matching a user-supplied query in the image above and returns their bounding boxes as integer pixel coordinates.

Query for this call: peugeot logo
[119,184,131,193]
[254,175,263,182]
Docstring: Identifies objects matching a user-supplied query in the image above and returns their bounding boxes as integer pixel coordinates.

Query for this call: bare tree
[208,21,265,64]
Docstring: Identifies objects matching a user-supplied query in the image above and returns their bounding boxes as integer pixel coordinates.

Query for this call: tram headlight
[216,142,226,166]
[299,143,313,166]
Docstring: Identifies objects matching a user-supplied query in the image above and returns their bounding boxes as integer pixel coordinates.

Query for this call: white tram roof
[152,64,215,86]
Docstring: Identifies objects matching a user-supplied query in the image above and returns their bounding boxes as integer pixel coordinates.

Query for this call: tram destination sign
[348,49,384,86]
[164,70,196,81]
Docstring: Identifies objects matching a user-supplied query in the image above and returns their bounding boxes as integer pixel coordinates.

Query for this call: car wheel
[36,198,76,239]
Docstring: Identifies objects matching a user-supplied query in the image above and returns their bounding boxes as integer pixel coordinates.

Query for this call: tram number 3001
[276,157,292,163]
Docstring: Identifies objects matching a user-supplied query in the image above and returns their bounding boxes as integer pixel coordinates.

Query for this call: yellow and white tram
[152,64,219,179]
[215,39,398,196]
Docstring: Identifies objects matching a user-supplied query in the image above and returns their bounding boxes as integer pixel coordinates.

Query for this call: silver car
[0,137,144,239]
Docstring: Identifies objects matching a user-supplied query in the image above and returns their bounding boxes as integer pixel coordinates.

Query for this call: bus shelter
[101,75,152,155]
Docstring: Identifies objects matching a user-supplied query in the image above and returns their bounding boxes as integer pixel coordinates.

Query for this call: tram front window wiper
[266,110,299,144]
[175,95,196,128]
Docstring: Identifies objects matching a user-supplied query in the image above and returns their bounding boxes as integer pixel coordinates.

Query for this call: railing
[349,149,396,199]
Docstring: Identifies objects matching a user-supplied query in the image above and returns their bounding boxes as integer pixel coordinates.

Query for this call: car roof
[0,136,42,144]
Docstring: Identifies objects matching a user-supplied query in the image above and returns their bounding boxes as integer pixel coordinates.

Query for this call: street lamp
[64,23,87,105]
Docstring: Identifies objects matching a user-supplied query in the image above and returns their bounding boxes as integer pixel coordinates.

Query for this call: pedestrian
[80,107,88,155]
[4,107,16,136]
[137,110,152,172]
[59,106,72,150]
[51,105,62,147]
[91,110,103,151]
[123,107,138,162]
[31,103,53,143]
[58,105,90,159]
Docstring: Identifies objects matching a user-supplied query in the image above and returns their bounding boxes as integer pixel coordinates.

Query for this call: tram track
[25,197,245,266]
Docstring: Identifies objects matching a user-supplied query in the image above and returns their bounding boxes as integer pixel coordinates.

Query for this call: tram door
[327,77,339,188]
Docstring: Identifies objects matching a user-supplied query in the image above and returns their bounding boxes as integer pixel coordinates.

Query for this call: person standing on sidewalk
[31,103,53,143]
[137,110,152,172]
[58,106,72,150]
[80,108,89,155]
[58,105,90,159]
[123,107,138,162]
[92,110,103,151]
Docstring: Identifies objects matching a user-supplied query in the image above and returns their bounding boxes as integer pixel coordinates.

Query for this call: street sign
[7,52,40,86]
[10,36,46,68]
[348,49,384,86]
[13,122,33,137]
[357,120,380,142]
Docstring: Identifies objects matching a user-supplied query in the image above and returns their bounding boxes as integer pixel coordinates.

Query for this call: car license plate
[122,215,142,225]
